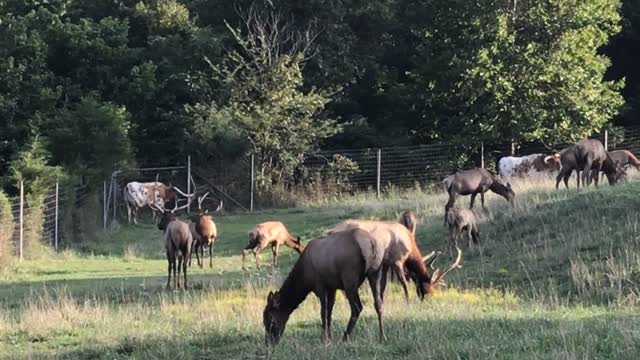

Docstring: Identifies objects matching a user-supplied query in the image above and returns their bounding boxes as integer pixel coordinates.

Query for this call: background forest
[0,0,638,196]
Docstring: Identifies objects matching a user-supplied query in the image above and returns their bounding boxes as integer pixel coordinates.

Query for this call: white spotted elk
[445,207,479,258]
[242,221,304,271]
[188,192,223,268]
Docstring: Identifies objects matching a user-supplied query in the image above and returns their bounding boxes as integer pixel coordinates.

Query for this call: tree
[43,96,133,184]
[189,4,340,190]
[410,0,624,146]
[10,137,64,197]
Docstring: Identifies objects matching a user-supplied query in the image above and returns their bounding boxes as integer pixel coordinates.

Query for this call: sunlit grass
[2,176,640,358]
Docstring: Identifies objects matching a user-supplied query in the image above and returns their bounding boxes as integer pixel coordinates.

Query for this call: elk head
[415,247,462,300]
[263,291,290,345]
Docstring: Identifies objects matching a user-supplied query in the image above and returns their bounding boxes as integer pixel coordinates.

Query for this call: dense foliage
[0,0,636,193]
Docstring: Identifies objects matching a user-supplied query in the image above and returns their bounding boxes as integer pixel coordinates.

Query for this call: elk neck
[276,259,311,313]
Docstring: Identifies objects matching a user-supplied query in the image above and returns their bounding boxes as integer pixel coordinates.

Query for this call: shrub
[0,191,14,269]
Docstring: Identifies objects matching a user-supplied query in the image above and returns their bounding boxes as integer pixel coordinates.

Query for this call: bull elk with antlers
[189,192,223,268]
[263,226,461,345]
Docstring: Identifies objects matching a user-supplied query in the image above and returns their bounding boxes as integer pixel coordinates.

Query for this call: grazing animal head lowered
[263,290,290,345]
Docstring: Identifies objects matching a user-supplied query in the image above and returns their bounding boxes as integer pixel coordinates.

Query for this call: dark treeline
[0,0,637,195]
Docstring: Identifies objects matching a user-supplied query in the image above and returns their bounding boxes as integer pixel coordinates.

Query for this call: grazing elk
[446,207,480,258]
[443,168,515,225]
[157,211,193,290]
[554,140,625,189]
[328,210,461,302]
[124,176,196,224]
[242,221,304,271]
[263,227,463,345]
[189,192,223,268]
[608,149,640,170]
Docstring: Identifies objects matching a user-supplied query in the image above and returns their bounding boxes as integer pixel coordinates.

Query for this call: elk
[328,210,461,302]
[157,211,193,290]
[554,140,625,189]
[443,168,515,226]
[241,221,304,271]
[124,175,196,224]
[189,192,223,268]
[608,149,640,170]
[446,207,480,258]
[263,228,461,345]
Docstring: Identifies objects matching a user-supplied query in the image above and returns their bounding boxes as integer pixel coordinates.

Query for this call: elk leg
[241,243,257,271]
[319,290,336,343]
[166,250,172,289]
[469,193,477,209]
[176,255,182,289]
[182,252,189,290]
[480,191,485,209]
[271,244,280,267]
[172,255,178,289]
[342,289,363,341]
[392,261,410,303]
[209,240,213,268]
[448,231,456,258]
[253,248,262,269]
[199,242,204,268]
[581,161,593,188]
[367,270,386,342]
[380,265,389,302]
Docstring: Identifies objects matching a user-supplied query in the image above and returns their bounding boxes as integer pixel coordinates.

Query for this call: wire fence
[3,182,89,260]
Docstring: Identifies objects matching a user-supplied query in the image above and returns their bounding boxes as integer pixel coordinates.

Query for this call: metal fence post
[604,130,608,150]
[55,182,59,251]
[481,142,485,169]
[376,149,381,199]
[103,181,107,229]
[19,180,24,262]
[187,155,191,214]
[250,154,255,213]
[112,174,117,221]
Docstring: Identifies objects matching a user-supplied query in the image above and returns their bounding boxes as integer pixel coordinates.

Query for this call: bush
[0,191,14,269]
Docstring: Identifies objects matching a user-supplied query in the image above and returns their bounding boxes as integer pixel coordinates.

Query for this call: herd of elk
[264,211,461,345]
[138,136,638,346]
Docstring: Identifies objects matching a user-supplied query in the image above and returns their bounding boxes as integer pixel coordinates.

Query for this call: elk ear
[267,291,280,308]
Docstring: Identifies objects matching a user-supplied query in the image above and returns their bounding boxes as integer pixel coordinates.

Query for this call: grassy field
[1,178,640,359]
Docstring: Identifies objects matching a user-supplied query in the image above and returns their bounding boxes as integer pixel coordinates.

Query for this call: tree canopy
[0,0,636,193]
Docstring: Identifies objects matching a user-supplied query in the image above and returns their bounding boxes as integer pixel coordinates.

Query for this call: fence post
[103,181,107,229]
[376,149,381,199]
[187,155,191,214]
[19,180,24,262]
[112,174,117,221]
[54,182,59,251]
[604,130,608,150]
[481,142,485,169]
[250,154,255,213]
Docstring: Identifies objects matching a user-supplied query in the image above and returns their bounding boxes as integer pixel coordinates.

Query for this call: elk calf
[158,212,193,289]
[242,221,304,271]
[446,207,479,258]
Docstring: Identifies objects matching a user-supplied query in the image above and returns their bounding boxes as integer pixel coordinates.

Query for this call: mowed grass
[2,177,640,359]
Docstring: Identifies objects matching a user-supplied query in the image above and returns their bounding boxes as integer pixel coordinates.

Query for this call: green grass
[1,178,640,359]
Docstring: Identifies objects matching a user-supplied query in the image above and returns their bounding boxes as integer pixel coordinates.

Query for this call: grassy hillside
[1,179,640,359]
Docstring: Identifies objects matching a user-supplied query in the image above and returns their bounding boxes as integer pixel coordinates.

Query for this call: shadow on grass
[0,266,288,310]
[9,313,640,360]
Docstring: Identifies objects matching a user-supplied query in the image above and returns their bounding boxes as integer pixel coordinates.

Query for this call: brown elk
[443,168,515,225]
[554,140,625,189]
[446,207,480,258]
[242,221,304,271]
[189,192,223,268]
[157,211,193,290]
[328,211,461,302]
[608,149,640,170]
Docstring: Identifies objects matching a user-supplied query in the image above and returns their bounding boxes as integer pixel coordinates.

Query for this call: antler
[214,200,223,212]
[423,251,441,270]
[431,246,462,287]
[197,192,210,210]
